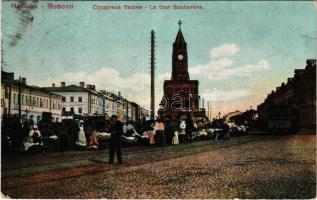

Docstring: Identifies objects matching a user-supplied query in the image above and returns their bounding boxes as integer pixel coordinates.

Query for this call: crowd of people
[127,115,231,147]
[1,115,82,154]
[1,114,233,155]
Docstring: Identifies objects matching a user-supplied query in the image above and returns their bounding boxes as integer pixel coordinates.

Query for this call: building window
[70,107,74,114]
[62,107,66,113]
[78,97,82,102]
[26,95,28,105]
[33,97,36,106]
[78,107,82,114]
[70,96,74,102]
[22,95,24,105]
[62,97,66,102]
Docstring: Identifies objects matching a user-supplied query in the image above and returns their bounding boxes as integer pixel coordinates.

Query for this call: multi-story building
[130,102,140,121]
[44,82,101,117]
[99,91,149,122]
[293,59,316,128]
[257,59,316,129]
[99,90,118,118]
[1,71,62,123]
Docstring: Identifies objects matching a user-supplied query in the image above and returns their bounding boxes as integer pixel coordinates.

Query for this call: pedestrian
[185,118,194,142]
[108,115,123,164]
[84,118,98,149]
[68,120,80,150]
[77,120,87,146]
[223,122,231,140]
[11,116,23,152]
[57,122,69,151]
[22,120,31,141]
[155,118,167,146]
[179,120,186,144]
[164,116,174,145]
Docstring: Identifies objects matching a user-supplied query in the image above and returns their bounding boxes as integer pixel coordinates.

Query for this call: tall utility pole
[150,30,155,120]
[207,101,210,120]
[18,76,22,123]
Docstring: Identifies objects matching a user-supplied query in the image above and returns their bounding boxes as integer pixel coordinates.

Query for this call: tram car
[263,105,298,133]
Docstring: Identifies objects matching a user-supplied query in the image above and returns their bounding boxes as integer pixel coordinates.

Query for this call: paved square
[2,134,316,199]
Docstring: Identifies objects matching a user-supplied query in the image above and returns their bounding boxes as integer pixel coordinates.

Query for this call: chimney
[79,81,85,88]
[91,85,96,91]
[61,82,65,87]
[21,77,26,85]
[52,83,56,87]
[306,59,316,67]
[118,91,121,96]
[86,84,91,89]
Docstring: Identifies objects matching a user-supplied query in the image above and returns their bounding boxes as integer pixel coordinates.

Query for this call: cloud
[230,59,269,76]
[210,44,240,58]
[189,57,233,75]
[189,44,269,80]
[158,73,170,81]
[207,59,269,80]
[62,67,150,91]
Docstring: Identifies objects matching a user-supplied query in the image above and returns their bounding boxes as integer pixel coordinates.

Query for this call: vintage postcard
[1,0,316,199]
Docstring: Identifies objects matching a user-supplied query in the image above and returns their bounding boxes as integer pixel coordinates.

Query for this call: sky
[1,1,316,117]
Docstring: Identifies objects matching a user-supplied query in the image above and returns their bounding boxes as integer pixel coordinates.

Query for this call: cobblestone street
[2,133,316,199]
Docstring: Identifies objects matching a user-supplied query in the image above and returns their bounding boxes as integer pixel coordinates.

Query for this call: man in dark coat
[185,118,194,143]
[108,115,123,164]
[164,116,174,145]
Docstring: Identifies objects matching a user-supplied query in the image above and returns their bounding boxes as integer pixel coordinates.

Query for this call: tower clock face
[178,54,184,60]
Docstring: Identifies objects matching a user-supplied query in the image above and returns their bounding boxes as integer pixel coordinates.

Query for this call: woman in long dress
[84,119,99,149]
[77,120,87,146]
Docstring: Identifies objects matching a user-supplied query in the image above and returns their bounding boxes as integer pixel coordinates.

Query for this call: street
[1,133,316,199]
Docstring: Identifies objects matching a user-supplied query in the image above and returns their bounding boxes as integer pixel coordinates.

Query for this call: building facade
[1,71,62,123]
[257,59,316,129]
[293,59,316,128]
[44,82,101,118]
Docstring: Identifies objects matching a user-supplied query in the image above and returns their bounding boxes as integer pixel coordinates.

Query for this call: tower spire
[178,20,182,29]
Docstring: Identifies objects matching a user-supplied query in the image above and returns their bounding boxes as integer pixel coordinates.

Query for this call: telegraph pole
[18,76,22,123]
[207,101,210,120]
[150,30,155,120]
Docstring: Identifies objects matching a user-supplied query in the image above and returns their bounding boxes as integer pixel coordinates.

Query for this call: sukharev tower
[158,21,206,121]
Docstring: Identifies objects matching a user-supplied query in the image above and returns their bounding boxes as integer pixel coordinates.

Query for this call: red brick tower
[158,21,206,121]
